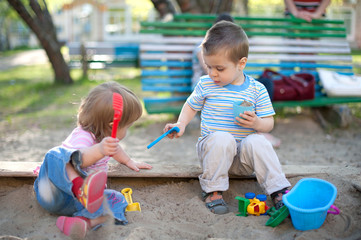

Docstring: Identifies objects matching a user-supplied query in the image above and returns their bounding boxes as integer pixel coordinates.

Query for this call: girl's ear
[238,57,247,70]
[109,122,113,128]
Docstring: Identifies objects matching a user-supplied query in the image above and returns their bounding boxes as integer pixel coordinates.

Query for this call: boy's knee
[242,134,270,149]
[207,131,236,149]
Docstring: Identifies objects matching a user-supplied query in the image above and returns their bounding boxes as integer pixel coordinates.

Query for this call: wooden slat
[173,13,345,24]
[142,69,192,76]
[144,96,188,103]
[140,60,192,68]
[246,62,353,70]
[141,52,352,62]
[248,54,352,62]
[141,36,349,48]
[141,44,350,54]
[250,46,350,54]
[141,45,350,54]
[140,53,192,60]
[142,86,192,92]
[1,161,359,179]
[273,96,361,108]
[142,78,191,84]
[140,29,346,38]
[140,37,203,44]
[140,44,195,52]
[249,38,350,47]
[141,21,346,32]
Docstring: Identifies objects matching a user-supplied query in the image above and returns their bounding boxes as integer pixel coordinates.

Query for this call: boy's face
[203,50,246,87]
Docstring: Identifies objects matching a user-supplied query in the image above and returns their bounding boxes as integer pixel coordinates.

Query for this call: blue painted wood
[114,44,139,55]
[246,62,353,70]
[142,85,192,92]
[142,69,193,76]
[142,78,191,84]
[144,96,188,103]
[141,60,192,67]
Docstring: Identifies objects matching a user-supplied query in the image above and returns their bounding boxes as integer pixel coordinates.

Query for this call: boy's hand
[126,160,153,172]
[99,137,120,156]
[164,123,185,139]
[235,111,259,129]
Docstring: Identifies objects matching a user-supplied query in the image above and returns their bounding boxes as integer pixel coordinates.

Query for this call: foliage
[0,63,174,133]
[351,49,361,74]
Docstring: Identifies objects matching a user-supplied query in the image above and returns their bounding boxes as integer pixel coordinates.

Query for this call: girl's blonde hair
[77,81,142,142]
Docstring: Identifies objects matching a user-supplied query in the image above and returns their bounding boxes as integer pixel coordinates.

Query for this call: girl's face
[116,124,131,140]
[203,51,247,86]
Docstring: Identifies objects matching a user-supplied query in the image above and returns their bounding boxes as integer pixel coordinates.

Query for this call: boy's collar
[224,74,250,91]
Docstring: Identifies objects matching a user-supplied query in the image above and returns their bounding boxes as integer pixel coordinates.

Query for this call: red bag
[260,69,315,101]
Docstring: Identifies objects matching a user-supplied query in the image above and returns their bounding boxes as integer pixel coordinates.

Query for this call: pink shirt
[62,127,110,173]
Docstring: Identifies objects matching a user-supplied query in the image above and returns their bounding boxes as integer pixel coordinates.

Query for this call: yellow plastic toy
[235,192,269,217]
[121,188,141,212]
[247,198,267,216]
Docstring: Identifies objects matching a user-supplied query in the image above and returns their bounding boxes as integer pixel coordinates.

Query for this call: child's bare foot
[202,191,229,214]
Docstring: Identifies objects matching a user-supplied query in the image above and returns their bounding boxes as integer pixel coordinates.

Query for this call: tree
[150,0,235,19]
[6,0,72,84]
[0,2,12,51]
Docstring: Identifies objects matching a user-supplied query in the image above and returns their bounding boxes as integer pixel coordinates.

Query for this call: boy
[164,21,291,214]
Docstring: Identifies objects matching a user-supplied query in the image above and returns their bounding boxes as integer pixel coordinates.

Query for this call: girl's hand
[163,123,185,139]
[295,10,313,22]
[235,111,259,129]
[99,137,120,156]
[126,160,153,172]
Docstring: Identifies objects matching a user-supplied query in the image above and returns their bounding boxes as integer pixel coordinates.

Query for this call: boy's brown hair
[77,81,142,142]
[201,21,249,63]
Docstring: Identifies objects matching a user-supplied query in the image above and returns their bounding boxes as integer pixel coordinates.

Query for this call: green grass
[0,46,40,57]
[0,64,174,134]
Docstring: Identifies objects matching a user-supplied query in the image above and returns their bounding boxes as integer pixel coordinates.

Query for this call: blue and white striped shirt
[187,74,275,141]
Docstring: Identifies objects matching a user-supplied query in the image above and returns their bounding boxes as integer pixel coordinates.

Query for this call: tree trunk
[7,0,73,84]
[151,0,234,17]
[178,0,233,14]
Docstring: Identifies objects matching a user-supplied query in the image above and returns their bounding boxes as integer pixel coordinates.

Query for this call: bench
[67,42,139,69]
[139,14,361,114]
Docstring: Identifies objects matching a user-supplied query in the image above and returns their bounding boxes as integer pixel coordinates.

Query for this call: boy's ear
[238,57,247,70]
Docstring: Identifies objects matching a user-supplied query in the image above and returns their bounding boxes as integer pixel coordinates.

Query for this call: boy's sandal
[271,188,288,210]
[70,150,88,178]
[202,191,229,215]
[77,170,107,214]
[56,216,90,239]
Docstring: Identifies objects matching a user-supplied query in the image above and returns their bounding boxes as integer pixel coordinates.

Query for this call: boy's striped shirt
[187,74,275,141]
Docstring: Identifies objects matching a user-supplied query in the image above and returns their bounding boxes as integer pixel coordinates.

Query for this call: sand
[1,112,361,239]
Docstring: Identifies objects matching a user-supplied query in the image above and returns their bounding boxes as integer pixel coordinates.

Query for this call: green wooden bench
[67,42,139,69]
[140,13,361,114]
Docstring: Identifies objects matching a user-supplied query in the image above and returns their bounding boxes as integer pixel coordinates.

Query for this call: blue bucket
[283,178,337,231]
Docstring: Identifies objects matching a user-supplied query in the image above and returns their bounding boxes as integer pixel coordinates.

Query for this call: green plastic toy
[265,206,289,227]
[235,196,250,217]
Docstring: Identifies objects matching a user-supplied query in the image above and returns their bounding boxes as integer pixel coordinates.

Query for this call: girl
[34,81,152,238]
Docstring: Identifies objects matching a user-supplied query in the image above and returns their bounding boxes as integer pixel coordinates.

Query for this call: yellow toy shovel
[121,188,141,212]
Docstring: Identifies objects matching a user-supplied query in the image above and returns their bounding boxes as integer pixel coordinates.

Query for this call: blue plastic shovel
[147,126,180,149]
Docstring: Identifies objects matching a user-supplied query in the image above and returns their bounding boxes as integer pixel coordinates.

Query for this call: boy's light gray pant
[196,131,291,195]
